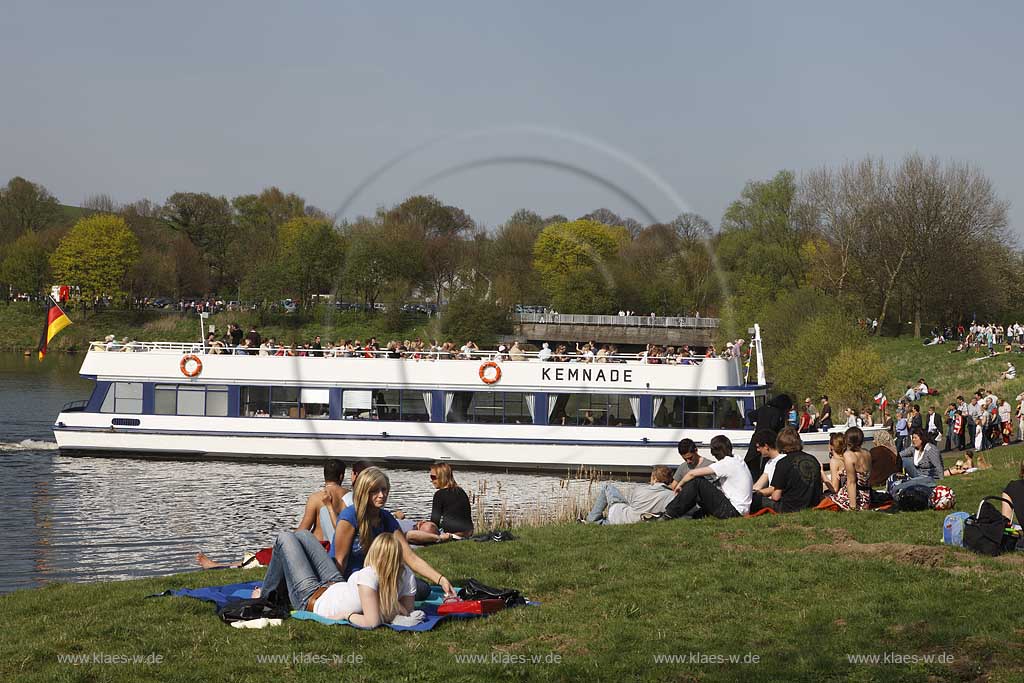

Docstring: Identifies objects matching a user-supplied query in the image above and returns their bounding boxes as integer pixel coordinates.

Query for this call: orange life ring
[180,354,203,377]
[479,361,501,384]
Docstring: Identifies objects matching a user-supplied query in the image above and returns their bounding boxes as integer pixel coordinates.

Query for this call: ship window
[547,393,636,426]
[683,396,714,429]
[343,389,429,421]
[155,384,230,416]
[271,386,301,418]
[445,392,532,424]
[177,385,206,416]
[301,388,330,419]
[242,386,271,416]
[100,382,143,414]
[653,396,739,429]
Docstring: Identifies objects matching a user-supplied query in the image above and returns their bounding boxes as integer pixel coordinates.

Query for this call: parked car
[151,297,173,309]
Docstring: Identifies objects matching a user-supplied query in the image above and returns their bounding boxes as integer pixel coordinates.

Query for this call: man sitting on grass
[585,466,676,524]
[766,427,823,512]
[671,438,717,493]
[665,435,753,520]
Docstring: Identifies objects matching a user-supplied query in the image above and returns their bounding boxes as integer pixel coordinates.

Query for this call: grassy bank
[4,447,1024,682]
[0,303,434,353]
[873,336,1024,414]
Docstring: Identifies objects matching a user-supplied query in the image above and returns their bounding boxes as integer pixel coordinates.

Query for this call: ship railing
[515,312,720,328]
[61,399,89,412]
[86,341,744,365]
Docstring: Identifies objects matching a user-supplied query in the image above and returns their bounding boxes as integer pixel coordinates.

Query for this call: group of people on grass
[199,459,474,628]
[587,425,1023,527]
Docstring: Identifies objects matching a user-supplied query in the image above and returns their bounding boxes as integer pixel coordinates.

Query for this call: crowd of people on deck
[93,323,748,365]
[198,459,474,628]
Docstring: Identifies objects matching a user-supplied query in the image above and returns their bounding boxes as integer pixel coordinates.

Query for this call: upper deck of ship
[79,342,760,396]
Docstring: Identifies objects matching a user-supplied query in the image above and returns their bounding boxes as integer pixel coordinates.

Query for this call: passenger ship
[52,327,866,470]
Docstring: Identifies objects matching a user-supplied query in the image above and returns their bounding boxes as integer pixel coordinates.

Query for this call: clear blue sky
[3,1,1022,233]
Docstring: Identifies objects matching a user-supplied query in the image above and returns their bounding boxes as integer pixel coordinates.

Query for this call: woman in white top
[255,530,420,629]
[313,531,418,627]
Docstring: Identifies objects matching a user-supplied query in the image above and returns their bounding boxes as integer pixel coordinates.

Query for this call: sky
[2,1,1023,233]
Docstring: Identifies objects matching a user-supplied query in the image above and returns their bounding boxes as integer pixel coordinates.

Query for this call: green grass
[4,447,1024,682]
[0,303,434,353]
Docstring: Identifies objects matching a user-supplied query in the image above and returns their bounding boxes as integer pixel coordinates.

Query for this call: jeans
[261,530,343,610]
[587,483,628,523]
[666,478,740,520]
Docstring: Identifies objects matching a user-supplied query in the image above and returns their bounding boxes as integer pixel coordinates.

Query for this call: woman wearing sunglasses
[331,467,455,599]
[429,462,474,538]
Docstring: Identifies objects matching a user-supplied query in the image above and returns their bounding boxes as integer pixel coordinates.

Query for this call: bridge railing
[515,313,719,328]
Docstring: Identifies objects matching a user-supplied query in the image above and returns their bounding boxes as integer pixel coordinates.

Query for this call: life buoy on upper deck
[180,354,203,377]
[479,361,501,384]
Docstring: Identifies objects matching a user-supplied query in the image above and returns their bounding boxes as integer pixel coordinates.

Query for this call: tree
[822,346,890,416]
[441,286,512,346]
[486,209,547,306]
[50,214,140,306]
[0,176,61,245]
[533,219,628,313]
[82,194,118,213]
[719,171,812,296]
[277,217,343,307]
[161,192,235,291]
[0,230,51,297]
[382,195,473,308]
[342,218,421,307]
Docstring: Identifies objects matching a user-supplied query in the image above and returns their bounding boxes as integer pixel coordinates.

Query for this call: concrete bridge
[512,313,720,348]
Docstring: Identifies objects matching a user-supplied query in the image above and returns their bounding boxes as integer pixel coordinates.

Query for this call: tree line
[0,152,1017,343]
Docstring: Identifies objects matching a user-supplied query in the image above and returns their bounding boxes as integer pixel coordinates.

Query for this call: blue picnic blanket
[153,581,513,632]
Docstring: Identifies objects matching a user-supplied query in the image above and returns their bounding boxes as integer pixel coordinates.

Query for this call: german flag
[37,296,72,361]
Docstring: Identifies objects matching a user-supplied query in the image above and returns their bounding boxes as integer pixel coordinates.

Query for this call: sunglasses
[429,474,437,481]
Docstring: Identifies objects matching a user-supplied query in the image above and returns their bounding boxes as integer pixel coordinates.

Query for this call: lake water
[0,352,629,594]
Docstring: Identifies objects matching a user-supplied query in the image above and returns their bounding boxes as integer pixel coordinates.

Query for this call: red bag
[437,599,505,616]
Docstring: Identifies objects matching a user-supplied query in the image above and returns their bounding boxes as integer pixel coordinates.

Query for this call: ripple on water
[0,448,635,593]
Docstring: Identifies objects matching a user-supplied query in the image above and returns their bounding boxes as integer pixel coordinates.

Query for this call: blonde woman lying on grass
[254,530,425,628]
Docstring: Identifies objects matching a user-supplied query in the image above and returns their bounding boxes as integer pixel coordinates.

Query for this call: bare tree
[82,193,118,213]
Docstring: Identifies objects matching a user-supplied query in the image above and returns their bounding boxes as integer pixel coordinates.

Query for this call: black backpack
[894,485,933,511]
[963,497,1011,557]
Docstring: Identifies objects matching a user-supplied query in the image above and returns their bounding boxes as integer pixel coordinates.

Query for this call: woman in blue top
[332,467,456,598]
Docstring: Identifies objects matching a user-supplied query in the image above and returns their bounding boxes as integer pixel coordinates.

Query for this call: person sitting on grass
[665,435,752,520]
[671,438,717,493]
[999,461,1024,528]
[332,467,455,601]
[867,429,901,486]
[828,427,872,511]
[585,466,676,524]
[893,427,944,495]
[749,429,783,513]
[822,432,847,494]
[765,427,823,513]
[295,459,349,542]
[255,530,423,628]
[428,463,474,537]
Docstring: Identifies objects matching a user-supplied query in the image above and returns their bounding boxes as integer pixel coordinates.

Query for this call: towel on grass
[152,581,522,632]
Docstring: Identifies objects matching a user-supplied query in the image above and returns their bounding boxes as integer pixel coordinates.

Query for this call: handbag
[457,578,527,608]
